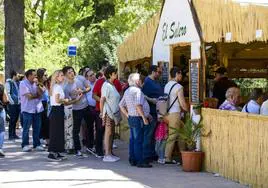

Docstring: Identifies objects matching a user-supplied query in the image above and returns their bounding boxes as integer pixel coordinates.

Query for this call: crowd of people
[0,64,267,169]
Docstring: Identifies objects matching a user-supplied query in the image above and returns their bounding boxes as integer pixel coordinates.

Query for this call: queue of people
[0,63,267,169]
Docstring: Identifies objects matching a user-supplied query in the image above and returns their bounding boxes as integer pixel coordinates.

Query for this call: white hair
[128,73,140,86]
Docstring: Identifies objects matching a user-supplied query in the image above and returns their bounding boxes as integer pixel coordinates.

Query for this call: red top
[114,79,122,94]
[93,78,122,111]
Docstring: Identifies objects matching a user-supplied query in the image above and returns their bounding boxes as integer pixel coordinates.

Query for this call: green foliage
[3,0,163,73]
[78,0,162,70]
[169,114,204,151]
[25,34,69,74]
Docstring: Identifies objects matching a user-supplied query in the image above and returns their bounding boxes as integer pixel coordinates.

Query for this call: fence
[201,108,268,188]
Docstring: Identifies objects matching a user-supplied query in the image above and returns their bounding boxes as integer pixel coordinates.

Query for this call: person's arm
[178,88,189,112]
[99,96,106,117]
[136,90,148,125]
[82,79,91,94]
[136,105,148,125]
[92,81,100,101]
[93,93,100,102]
[119,96,128,118]
[55,93,82,105]
[3,88,9,104]
[145,95,157,104]
[5,81,14,104]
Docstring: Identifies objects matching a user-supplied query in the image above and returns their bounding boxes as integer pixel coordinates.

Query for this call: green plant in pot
[170,112,207,172]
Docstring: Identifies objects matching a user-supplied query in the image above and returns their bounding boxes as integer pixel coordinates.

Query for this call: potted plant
[170,113,207,172]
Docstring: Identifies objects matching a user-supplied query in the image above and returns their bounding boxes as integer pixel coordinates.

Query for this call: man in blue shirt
[142,65,164,162]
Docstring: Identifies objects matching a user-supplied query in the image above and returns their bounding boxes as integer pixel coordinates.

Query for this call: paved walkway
[0,136,247,188]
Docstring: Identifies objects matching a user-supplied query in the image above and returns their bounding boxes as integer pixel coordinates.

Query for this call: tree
[4,0,25,78]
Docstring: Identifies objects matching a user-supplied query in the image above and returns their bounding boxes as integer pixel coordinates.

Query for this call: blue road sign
[68,45,77,56]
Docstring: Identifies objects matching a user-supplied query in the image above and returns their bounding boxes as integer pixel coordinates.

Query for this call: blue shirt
[142,77,164,115]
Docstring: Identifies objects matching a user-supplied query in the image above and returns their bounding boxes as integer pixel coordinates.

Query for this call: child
[155,119,168,164]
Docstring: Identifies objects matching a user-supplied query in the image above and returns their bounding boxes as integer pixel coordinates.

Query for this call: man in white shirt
[260,92,268,115]
[242,88,263,114]
[164,67,189,164]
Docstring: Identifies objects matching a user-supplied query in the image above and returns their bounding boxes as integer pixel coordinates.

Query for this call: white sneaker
[35,146,45,151]
[112,155,120,161]
[75,150,87,158]
[22,146,32,152]
[40,139,47,145]
[0,149,5,157]
[157,159,165,164]
[103,155,120,162]
[112,143,118,149]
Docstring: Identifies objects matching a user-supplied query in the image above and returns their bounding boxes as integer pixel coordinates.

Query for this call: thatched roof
[117,13,160,63]
[193,0,268,43]
[117,0,268,63]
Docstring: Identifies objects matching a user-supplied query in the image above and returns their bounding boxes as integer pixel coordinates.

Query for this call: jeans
[73,106,92,151]
[0,110,6,149]
[7,104,20,138]
[128,116,145,165]
[21,112,41,148]
[143,114,157,160]
[155,140,166,160]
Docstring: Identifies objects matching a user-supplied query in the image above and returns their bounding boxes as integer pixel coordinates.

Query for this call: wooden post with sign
[189,59,201,104]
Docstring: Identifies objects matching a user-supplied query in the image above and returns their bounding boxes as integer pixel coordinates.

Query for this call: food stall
[118,0,268,187]
[152,0,268,187]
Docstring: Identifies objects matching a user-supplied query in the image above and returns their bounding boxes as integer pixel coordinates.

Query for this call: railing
[201,108,268,188]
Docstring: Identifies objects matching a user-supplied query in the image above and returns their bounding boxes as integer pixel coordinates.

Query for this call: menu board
[189,59,200,104]
[158,61,169,88]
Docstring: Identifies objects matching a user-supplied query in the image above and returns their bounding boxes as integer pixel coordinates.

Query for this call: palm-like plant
[169,113,203,151]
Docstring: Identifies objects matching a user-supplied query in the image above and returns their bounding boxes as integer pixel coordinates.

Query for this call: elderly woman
[119,73,152,168]
[219,87,241,111]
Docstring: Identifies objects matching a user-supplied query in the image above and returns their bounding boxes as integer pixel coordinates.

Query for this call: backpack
[156,83,178,118]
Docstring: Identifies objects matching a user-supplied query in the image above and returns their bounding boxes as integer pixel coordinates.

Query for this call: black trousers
[8,104,20,138]
[40,101,49,139]
[95,111,105,155]
[73,106,93,151]
[48,106,65,153]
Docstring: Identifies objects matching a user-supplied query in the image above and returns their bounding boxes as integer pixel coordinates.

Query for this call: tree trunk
[4,0,25,79]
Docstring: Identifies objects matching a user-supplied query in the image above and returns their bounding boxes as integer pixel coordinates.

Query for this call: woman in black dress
[48,70,82,161]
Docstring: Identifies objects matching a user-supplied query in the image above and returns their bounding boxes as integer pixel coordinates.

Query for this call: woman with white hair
[219,87,241,111]
[119,73,152,168]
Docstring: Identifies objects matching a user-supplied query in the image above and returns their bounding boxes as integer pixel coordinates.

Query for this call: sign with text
[189,59,200,104]
[67,45,77,57]
[153,0,200,65]
[157,0,199,45]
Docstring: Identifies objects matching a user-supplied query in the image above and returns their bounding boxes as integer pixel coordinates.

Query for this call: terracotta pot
[181,151,204,172]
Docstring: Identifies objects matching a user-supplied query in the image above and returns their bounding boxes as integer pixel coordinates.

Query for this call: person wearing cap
[212,67,237,108]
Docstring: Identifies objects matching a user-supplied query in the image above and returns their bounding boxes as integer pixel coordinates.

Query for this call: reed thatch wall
[117,13,160,63]
[193,0,268,43]
[201,108,268,188]
[117,0,268,63]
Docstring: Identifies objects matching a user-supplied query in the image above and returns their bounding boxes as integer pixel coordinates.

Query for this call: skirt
[103,113,115,127]
[48,105,65,153]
